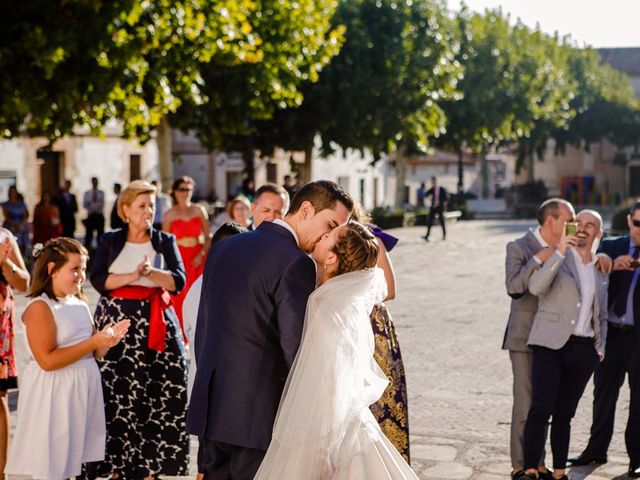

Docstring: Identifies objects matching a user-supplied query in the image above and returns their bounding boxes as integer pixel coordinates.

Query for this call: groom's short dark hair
[287,180,354,216]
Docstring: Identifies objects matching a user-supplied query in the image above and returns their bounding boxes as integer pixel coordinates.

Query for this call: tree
[167,0,344,182]
[247,0,461,207]
[437,8,523,197]
[0,0,342,189]
[554,48,638,153]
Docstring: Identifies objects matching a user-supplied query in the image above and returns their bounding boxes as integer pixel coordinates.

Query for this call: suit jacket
[598,235,640,343]
[187,221,317,450]
[528,250,608,356]
[425,186,447,209]
[89,226,186,295]
[503,230,543,352]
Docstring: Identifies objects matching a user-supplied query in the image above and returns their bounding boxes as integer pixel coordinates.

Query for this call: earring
[323,264,327,270]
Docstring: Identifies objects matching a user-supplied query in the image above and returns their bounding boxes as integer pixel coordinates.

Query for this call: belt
[608,322,635,333]
[176,236,201,247]
[568,335,594,344]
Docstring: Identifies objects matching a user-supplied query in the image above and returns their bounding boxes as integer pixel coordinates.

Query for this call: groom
[188,180,353,479]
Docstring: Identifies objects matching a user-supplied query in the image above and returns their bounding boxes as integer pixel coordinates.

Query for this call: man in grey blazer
[521,210,608,480]
[504,198,575,480]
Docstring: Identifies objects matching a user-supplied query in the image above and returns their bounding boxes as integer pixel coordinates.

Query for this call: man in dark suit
[423,176,448,241]
[570,201,640,478]
[187,180,353,480]
[54,179,78,238]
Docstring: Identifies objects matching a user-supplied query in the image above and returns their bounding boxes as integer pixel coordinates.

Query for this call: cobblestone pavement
[10,220,633,479]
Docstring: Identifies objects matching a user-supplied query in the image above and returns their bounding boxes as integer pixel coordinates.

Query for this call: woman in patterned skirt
[352,205,411,463]
[89,180,189,479]
[0,228,29,479]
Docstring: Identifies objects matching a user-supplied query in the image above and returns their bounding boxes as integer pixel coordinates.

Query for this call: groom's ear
[299,201,316,220]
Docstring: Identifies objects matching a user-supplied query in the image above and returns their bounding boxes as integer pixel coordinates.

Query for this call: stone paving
[10,219,634,479]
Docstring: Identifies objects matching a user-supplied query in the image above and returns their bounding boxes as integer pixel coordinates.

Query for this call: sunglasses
[632,219,640,228]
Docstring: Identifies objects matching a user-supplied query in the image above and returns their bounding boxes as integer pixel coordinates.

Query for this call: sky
[448,0,640,48]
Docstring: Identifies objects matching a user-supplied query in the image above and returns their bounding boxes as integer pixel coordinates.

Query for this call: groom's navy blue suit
[187,221,316,478]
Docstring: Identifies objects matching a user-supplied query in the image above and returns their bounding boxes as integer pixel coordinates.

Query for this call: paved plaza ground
[10,219,634,479]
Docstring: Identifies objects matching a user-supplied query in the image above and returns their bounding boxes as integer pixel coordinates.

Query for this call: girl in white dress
[255,222,419,480]
[5,238,130,480]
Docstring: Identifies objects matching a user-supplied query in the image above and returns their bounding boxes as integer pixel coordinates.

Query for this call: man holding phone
[570,201,640,478]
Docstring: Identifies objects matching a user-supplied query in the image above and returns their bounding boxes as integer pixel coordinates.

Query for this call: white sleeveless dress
[6,294,106,480]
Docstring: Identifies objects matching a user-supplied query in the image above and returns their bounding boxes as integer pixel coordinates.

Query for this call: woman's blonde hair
[117,180,157,222]
[227,195,251,220]
[331,221,379,277]
[28,237,88,301]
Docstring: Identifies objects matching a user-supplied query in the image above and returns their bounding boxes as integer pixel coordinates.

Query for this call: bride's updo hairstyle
[331,221,379,277]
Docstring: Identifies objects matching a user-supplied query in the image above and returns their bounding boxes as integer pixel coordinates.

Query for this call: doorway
[37,150,62,197]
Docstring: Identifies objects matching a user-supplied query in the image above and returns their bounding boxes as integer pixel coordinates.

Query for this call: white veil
[255,267,389,479]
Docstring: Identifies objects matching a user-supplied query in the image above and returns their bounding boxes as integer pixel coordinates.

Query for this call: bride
[255,222,419,479]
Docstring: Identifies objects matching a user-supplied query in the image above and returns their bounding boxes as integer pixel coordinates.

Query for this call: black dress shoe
[567,451,607,465]
[629,462,640,478]
[537,469,554,480]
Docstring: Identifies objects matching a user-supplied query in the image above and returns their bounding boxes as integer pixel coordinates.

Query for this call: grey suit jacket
[503,230,544,352]
[527,250,608,356]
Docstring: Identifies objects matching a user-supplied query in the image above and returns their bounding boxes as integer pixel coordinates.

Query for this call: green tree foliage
[0,0,258,141]
[251,0,461,206]
[554,48,638,153]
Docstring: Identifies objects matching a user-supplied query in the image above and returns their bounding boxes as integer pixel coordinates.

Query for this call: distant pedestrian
[55,180,79,238]
[423,176,448,241]
[1,186,29,255]
[110,183,125,230]
[227,195,252,228]
[151,180,171,231]
[6,237,129,480]
[416,182,426,208]
[283,174,298,199]
[32,191,62,244]
[83,177,105,251]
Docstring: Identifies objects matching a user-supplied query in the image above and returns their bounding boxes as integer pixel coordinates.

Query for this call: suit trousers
[426,205,446,239]
[585,328,640,462]
[510,351,547,469]
[523,339,599,470]
[84,212,104,250]
[201,438,266,480]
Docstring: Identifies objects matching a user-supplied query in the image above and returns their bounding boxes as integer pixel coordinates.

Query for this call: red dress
[0,277,17,391]
[169,217,206,330]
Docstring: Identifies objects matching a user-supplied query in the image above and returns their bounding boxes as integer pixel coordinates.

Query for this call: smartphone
[565,222,577,236]
[630,260,640,269]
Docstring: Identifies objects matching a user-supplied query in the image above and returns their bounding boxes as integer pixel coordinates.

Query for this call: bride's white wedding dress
[255,268,419,479]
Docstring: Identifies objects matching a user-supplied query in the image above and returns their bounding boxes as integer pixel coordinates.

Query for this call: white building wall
[311,145,386,211]
[0,135,159,231]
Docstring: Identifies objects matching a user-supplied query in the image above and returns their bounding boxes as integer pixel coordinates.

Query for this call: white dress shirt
[570,248,596,338]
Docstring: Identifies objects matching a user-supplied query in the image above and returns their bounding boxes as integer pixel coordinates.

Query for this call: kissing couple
[188,180,418,479]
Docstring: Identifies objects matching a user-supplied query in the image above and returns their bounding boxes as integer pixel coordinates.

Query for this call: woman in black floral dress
[89,181,189,479]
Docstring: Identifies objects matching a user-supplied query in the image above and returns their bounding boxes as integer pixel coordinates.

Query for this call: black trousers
[84,213,104,249]
[426,205,446,239]
[523,339,599,470]
[201,438,266,480]
[584,327,640,462]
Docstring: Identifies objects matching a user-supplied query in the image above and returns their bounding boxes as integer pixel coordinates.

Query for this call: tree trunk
[394,143,408,209]
[298,145,313,184]
[481,146,489,198]
[243,134,255,186]
[457,147,464,196]
[526,152,534,183]
[157,116,173,193]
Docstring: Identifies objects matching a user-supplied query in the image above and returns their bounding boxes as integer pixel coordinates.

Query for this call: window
[130,154,141,181]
